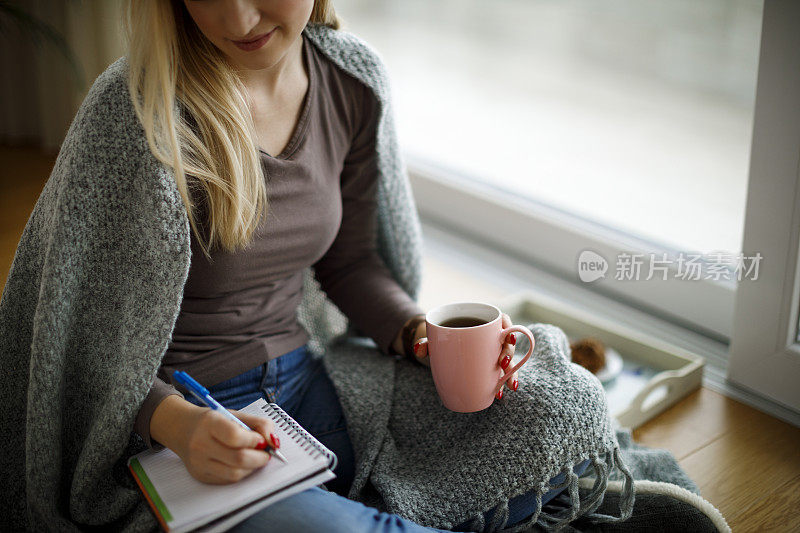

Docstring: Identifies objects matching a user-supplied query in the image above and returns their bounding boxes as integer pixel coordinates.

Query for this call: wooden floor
[3,144,800,531]
[635,387,800,531]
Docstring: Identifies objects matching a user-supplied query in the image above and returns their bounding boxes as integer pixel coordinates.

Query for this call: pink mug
[426,302,536,412]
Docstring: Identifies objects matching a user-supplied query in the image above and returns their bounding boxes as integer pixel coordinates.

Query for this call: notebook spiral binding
[260,402,338,472]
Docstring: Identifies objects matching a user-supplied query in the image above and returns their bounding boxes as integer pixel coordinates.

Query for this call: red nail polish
[255,439,267,450]
[496,388,503,400]
[512,379,519,391]
[500,355,511,369]
[270,433,281,449]
[413,342,422,355]
[507,334,516,345]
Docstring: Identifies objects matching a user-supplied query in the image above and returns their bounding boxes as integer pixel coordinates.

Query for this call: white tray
[494,290,704,429]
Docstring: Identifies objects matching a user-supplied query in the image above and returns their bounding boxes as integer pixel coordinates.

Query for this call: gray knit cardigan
[0,23,633,532]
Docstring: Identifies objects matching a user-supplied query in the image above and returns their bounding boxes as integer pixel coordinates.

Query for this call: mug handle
[494,325,536,395]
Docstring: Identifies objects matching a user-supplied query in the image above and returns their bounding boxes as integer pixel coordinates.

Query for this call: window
[336,0,763,341]
[728,0,800,412]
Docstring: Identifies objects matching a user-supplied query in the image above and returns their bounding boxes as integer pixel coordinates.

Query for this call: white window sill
[418,219,800,428]
[407,158,737,341]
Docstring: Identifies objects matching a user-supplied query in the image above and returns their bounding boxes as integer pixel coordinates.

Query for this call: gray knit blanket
[0,23,633,532]
[324,325,635,531]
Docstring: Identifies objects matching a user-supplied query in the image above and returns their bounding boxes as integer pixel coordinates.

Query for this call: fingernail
[413,342,422,355]
[500,355,511,369]
[506,334,516,345]
[496,388,503,400]
[512,379,519,391]
[270,433,281,449]
[255,439,268,450]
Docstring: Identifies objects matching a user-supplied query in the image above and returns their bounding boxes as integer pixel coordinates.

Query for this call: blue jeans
[185,344,589,532]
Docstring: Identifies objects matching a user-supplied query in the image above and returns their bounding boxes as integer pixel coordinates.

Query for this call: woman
[0,0,628,531]
[132,0,529,528]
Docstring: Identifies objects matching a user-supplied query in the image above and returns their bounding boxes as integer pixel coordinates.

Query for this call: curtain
[0,0,126,153]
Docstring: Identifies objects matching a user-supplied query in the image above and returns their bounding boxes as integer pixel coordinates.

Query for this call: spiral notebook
[128,398,337,533]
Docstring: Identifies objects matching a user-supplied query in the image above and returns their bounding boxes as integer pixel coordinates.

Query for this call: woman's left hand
[412,312,519,399]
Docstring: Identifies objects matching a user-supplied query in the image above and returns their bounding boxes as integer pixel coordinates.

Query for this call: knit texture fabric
[324,325,635,532]
[0,23,633,532]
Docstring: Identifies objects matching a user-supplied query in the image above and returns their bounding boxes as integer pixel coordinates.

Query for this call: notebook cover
[127,399,337,532]
[129,457,172,531]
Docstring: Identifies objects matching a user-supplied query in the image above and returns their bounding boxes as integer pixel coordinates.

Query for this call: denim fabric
[185,344,589,532]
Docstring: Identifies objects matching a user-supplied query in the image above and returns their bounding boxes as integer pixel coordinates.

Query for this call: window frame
[727,0,800,413]
[407,154,737,342]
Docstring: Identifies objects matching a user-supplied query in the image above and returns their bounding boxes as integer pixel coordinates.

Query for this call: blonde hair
[123,0,340,259]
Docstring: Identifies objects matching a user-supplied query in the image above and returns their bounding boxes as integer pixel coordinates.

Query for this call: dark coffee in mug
[426,301,536,412]
[439,316,489,328]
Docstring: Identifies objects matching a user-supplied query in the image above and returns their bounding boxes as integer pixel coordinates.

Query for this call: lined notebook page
[133,399,331,531]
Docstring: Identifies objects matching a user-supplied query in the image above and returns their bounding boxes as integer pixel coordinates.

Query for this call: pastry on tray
[569,337,607,374]
[569,336,624,383]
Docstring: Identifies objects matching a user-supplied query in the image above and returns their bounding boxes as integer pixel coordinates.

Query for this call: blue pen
[173,370,288,464]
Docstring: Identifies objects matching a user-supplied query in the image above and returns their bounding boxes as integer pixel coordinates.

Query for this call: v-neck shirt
[257,37,315,160]
[134,33,424,448]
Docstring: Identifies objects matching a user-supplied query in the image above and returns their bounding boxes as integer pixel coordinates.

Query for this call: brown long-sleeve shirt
[134,33,424,448]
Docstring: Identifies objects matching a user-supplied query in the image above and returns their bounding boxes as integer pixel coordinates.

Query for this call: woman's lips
[232,29,275,51]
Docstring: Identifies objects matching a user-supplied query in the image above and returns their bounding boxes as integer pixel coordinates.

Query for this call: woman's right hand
[151,396,277,484]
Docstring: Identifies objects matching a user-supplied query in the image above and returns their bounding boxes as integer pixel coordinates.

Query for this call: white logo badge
[577,250,608,283]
